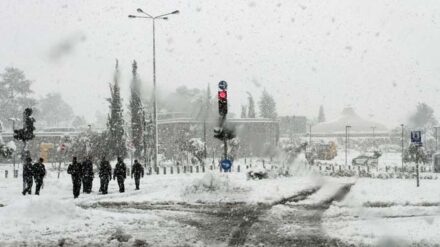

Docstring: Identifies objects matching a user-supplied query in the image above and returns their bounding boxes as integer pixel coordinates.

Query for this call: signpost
[411,131,422,146]
[411,130,422,187]
[220,159,232,172]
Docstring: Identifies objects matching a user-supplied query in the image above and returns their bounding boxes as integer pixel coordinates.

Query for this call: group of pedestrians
[22,157,47,195]
[22,155,144,199]
[66,156,144,198]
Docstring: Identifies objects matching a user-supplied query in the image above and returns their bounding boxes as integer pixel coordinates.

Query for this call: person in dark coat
[113,157,127,193]
[81,156,94,193]
[98,156,112,194]
[67,157,83,198]
[32,158,46,195]
[131,160,144,190]
[22,157,33,195]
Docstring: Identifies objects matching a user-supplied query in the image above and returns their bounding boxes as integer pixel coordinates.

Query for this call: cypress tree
[247,92,256,118]
[106,59,127,159]
[129,60,144,159]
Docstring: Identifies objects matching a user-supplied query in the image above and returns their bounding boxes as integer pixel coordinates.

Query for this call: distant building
[158,118,279,160]
[279,116,307,136]
[312,107,387,137]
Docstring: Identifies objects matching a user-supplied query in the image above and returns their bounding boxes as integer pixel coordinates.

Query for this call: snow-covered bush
[184,172,247,194]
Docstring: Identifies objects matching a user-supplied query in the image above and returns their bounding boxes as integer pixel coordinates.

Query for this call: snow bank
[323,178,440,245]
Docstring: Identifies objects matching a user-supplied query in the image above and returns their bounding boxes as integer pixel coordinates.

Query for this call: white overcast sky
[1,0,440,127]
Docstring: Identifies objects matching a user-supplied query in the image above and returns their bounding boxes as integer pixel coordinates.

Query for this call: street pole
[309,124,312,147]
[435,126,439,152]
[371,126,376,148]
[401,124,404,169]
[152,18,159,169]
[128,8,180,169]
[345,125,351,166]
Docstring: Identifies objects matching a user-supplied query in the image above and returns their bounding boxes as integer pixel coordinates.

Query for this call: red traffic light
[218,90,227,101]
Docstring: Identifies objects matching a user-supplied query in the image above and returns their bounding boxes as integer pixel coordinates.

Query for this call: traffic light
[218,90,228,116]
[213,124,236,140]
[13,108,35,142]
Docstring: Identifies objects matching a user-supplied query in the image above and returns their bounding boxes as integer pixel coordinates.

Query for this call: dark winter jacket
[98,160,112,178]
[32,162,46,180]
[82,159,94,178]
[23,161,33,178]
[131,162,144,178]
[67,161,83,178]
[113,162,127,179]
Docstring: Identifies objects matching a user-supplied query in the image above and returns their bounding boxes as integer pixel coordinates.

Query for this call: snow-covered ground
[0,166,323,246]
[323,178,440,246]
[3,161,440,246]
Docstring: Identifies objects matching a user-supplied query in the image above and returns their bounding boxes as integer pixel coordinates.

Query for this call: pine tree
[241,105,247,118]
[258,89,277,119]
[129,60,144,159]
[318,105,326,123]
[106,60,127,159]
[247,92,256,118]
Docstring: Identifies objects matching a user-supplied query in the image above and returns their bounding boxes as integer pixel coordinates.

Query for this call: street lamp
[371,126,376,148]
[345,125,351,166]
[434,126,440,152]
[128,8,180,168]
[309,124,312,147]
[401,124,404,168]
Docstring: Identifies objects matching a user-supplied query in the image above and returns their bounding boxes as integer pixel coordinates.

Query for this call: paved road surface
[90,183,354,246]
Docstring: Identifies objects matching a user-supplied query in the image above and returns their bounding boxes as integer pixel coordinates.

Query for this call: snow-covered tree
[318,105,326,123]
[37,93,74,127]
[247,92,256,118]
[129,60,144,159]
[241,105,247,118]
[409,103,438,129]
[71,115,87,128]
[0,67,36,130]
[106,60,127,159]
[403,143,429,165]
[258,89,277,119]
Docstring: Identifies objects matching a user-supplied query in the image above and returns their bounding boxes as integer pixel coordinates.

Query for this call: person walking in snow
[67,156,83,198]
[98,156,112,194]
[22,157,33,195]
[81,156,94,194]
[32,158,46,195]
[113,157,126,193]
[131,159,144,190]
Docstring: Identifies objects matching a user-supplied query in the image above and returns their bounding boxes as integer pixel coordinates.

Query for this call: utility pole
[345,125,351,166]
[401,124,404,168]
[309,124,312,147]
[371,126,376,148]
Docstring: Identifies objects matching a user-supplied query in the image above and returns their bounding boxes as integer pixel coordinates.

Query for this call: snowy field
[323,178,440,246]
[0,167,323,246]
[2,163,440,246]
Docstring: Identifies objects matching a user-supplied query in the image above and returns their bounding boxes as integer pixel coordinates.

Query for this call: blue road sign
[411,131,422,145]
[218,80,228,90]
[220,159,232,171]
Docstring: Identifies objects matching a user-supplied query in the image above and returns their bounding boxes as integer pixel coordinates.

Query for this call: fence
[0,161,437,179]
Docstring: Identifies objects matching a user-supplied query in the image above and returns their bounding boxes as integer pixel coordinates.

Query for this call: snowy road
[83,183,354,246]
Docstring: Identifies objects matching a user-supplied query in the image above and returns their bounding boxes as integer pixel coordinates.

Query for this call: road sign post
[411,130,423,187]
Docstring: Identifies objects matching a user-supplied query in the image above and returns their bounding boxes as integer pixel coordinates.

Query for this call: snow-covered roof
[313,107,387,133]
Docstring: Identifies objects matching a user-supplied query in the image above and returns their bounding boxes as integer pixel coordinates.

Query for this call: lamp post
[8,118,19,173]
[345,125,351,166]
[128,9,179,168]
[401,124,404,168]
[309,124,312,147]
[371,126,376,148]
[435,126,440,152]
